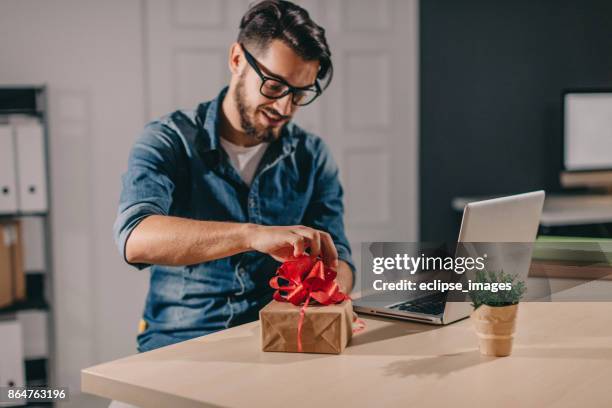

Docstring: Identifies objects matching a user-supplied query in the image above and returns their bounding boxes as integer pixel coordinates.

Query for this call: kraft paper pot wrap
[260,299,353,354]
[471,303,518,357]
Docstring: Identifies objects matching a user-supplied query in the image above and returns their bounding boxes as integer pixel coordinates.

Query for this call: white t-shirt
[219,137,269,186]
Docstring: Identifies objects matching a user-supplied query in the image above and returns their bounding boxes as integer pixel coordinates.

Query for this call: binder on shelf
[15,122,47,213]
[4,220,26,301]
[22,217,45,273]
[0,125,18,214]
[0,220,26,308]
[0,224,14,308]
[0,320,26,394]
[17,310,48,359]
[12,221,26,301]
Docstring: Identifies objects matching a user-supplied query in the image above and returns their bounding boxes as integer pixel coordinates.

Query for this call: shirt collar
[199,86,298,155]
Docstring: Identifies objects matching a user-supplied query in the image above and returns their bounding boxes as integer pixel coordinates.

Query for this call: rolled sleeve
[113,124,178,269]
[302,138,356,280]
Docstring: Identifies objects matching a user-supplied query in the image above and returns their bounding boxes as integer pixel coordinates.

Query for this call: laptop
[353,190,545,324]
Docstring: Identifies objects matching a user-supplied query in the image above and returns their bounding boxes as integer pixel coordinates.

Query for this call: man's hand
[247,224,339,268]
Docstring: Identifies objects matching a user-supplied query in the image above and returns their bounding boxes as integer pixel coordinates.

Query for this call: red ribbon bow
[269,255,349,352]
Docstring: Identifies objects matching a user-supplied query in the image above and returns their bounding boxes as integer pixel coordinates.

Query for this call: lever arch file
[0,125,18,214]
[0,319,26,392]
[15,122,48,213]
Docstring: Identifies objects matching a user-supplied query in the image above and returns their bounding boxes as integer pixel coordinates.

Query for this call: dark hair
[238,0,333,89]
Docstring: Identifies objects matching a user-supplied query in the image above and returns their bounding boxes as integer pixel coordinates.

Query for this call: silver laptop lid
[443,190,545,323]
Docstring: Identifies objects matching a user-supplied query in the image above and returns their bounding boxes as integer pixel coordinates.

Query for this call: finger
[289,234,305,258]
[309,230,321,259]
[293,227,321,259]
[319,231,339,267]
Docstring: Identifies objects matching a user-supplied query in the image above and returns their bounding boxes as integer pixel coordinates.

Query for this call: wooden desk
[82,303,612,408]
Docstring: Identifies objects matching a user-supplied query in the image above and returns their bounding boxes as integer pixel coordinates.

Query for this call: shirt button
[239,267,246,274]
[248,198,255,207]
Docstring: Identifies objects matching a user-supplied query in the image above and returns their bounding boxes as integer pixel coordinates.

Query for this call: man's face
[234,39,320,142]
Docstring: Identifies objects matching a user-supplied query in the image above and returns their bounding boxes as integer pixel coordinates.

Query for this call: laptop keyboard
[389,292,447,316]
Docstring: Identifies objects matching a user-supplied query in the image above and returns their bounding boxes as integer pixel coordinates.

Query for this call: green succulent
[469,269,526,310]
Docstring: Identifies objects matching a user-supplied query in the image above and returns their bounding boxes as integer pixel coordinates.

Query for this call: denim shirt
[113,87,354,352]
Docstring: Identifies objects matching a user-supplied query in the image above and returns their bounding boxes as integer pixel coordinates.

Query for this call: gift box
[260,299,353,354]
[260,255,354,354]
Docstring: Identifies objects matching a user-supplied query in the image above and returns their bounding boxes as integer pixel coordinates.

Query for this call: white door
[145,0,419,286]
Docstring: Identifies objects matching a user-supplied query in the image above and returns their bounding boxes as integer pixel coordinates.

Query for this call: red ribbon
[269,255,349,352]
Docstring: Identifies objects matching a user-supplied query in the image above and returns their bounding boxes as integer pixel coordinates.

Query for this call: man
[113,0,354,353]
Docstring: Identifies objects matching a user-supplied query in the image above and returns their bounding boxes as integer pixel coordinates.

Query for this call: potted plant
[469,270,526,357]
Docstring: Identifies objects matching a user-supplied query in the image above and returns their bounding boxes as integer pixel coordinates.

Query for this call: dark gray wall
[420,0,612,241]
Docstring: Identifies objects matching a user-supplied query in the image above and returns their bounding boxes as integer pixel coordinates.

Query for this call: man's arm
[126,215,340,267]
[125,216,252,265]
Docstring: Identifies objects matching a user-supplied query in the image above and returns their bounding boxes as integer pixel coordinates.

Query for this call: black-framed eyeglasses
[240,43,322,106]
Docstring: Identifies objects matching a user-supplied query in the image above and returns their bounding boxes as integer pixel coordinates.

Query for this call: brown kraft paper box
[0,220,26,303]
[7,220,26,301]
[260,299,353,354]
[0,223,14,308]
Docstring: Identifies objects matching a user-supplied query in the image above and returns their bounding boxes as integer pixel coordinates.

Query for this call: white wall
[0,0,149,398]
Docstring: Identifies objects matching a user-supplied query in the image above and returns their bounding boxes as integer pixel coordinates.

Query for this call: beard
[234,73,286,143]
